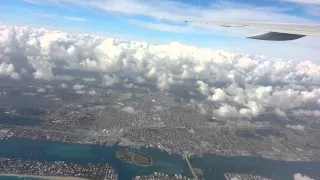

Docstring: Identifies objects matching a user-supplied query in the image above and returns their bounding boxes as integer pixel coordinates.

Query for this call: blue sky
[0,0,320,62]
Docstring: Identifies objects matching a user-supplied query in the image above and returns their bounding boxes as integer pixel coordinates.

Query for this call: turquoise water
[0,138,319,180]
[0,177,43,180]
[0,138,190,179]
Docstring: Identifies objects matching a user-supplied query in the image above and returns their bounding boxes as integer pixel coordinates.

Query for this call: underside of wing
[185,20,320,41]
[247,32,305,41]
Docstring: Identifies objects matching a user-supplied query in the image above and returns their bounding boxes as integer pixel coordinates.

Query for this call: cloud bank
[0,25,319,120]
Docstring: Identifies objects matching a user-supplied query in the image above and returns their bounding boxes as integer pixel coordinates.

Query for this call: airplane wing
[185,20,320,41]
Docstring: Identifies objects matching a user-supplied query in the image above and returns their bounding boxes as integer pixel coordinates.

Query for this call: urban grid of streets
[0,80,319,180]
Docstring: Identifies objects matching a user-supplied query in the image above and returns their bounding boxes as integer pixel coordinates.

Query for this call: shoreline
[1,137,317,163]
[0,174,89,180]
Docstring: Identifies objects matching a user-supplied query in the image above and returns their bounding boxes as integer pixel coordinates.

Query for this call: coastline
[0,138,319,180]
[0,174,89,180]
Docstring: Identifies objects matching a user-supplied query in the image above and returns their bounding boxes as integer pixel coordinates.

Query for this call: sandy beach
[0,174,89,180]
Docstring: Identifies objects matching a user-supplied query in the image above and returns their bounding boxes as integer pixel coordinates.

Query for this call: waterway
[0,138,319,180]
[0,177,43,180]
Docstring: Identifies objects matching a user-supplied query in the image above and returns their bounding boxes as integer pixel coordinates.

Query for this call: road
[184,152,198,180]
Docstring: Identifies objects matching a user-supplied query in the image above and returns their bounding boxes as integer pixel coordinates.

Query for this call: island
[116,149,152,166]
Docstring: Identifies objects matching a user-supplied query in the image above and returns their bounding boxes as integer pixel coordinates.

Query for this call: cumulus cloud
[294,173,314,180]
[37,87,46,93]
[135,76,145,83]
[121,106,137,114]
[61,83,68,88]
[88,90,97,95]
[0,63,20,80]
[73,84,86,94]
[0,25,319,120]
[286,124,305,131]
[196,81,209,95]
[214,104,238,118]
[76,90,86,94]
[45,85,52,89]
[83,77,96,83]
[20,68,28,75]
[102,74,119,87]
[73,84,84,90]
[54,75,74,81]
[209,88,228,102]
[124,83,137,89]
[197,103,207,115]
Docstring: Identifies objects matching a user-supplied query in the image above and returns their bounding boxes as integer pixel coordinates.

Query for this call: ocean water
[0,138,319,180]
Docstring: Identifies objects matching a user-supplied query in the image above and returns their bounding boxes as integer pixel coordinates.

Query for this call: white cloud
[61,83,68,88]
[102,74,119,87]
[21,0,316,23]
[239,108,252,119]
[210,88,228,102]
[197,103,207,115]
[76,90,85,94]
[64,17,86,22]
[88,90,97,95]
[37,87,46,93]
[73,84,84,90]
[0,25,319,120]
[54,75,74,81]
[20,68,28,75]
[292,110,320,118]
[196,81,210,96]
[294,173,314,180]
[121,106,137,114]
[214,104,238,118]
[135,76,145,83]
[124,83,136,89]
[156,73,174,91]
[45,85,52,89]
[83,77,96,83]
[32,12,87,22]
[286,124,305,131]
[0,63,20,80]
[129,20,195,34]
[278,0,320,5]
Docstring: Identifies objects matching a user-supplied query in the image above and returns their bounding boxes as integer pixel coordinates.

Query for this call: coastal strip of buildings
[224,173,271,180]
[0,158,118,180]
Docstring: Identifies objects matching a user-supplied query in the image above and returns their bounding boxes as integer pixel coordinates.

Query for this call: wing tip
[247,32,306,41]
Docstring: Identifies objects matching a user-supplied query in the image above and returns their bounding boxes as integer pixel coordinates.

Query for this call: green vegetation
[116,149,152,166]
